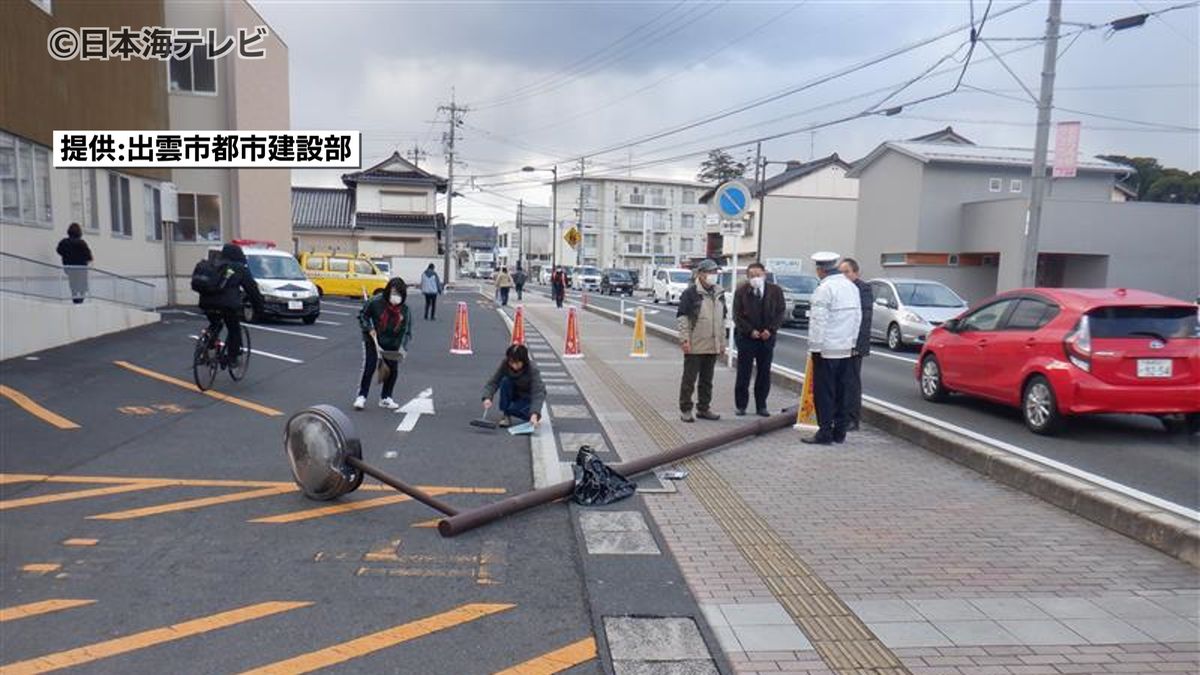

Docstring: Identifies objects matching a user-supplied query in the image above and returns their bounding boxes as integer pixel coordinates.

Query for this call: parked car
[601,268,635,295]
[211,242,320,324]
[573,266,602,291]
[299,252,389,298]
[652,268,693,304]
[869,278,969,350]
[775,274,820,327]
[916,288,1200,435]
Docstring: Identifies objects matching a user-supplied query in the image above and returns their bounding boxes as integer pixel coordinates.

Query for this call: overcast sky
[255,0,1200,224]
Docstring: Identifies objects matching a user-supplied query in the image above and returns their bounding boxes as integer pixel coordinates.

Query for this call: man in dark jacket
[733,262,787,417]
[839,258,873,431]
[481,344,546,427]
[550,267,567,308]
[56,223,93,304]
[512,266,527,301]
[198,243,265,368]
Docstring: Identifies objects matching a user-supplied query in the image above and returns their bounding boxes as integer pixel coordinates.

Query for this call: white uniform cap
[810,251,841,269]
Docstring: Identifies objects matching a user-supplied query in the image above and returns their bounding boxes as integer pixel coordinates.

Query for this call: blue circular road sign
[713,181,752,220]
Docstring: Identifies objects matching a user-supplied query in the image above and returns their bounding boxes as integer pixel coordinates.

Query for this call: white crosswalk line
[188,335,303,363]
[244,324,328,340]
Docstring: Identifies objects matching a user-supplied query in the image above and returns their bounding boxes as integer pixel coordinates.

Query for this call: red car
[915,288,1200,435]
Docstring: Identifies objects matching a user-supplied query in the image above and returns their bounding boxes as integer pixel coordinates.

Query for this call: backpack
[190,259,227,295]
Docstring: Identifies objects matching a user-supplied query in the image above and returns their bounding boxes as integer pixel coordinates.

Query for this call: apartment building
[497,204,551,272]
[552,176,709,282]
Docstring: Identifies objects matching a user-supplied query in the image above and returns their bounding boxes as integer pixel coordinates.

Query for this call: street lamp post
[523,165,558,270]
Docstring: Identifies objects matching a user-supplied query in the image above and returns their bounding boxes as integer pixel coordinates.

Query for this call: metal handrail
[0,251,157,310]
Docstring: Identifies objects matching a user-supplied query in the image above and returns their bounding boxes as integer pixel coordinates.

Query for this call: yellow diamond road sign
[564,226,581,248]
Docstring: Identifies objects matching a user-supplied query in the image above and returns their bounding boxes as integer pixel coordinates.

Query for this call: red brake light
[1063,315,1092,372]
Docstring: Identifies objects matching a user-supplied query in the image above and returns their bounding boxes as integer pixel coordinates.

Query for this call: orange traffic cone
[511,305,526,346]
[629,306,649,358]
[563,307,583,359]
[794,352,819,431]
[450,301,473,355]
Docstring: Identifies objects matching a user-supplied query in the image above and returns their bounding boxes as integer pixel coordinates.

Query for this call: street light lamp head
[283,405,364,501]
[522,166,536,172]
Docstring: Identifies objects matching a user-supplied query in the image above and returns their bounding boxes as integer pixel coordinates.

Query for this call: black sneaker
[735,409,747,417]
[696,410,721,421]
[756,408,770,417]
[801,434,834,445]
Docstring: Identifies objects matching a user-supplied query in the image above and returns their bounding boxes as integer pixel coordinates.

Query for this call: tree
[1098,155,1162,199]
[1098,155,1200,204]
[697,149,746,184]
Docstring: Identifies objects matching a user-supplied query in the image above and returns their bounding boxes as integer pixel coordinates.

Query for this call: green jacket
[358,295,413,351]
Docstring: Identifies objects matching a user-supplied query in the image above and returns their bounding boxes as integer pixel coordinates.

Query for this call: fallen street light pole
[436,406,798,537]
[283,403,799,537]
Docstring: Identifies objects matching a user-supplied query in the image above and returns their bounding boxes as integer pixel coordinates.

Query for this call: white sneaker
[353,395,366,410]
[378,397,399,410]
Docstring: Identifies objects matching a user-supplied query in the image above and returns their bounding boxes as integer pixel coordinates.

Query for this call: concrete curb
[576,298,1200,568]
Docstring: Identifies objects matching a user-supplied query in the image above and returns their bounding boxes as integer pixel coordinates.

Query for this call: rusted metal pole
[346,456,460,517]
[438,407,796,537]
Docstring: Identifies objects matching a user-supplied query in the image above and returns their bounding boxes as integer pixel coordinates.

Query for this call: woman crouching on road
[480,344,545,427]
[355,277,412,411]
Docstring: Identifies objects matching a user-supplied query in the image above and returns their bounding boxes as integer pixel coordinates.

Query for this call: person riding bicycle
[197,243,264,368]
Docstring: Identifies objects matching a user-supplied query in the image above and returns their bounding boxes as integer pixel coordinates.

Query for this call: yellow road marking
[0,599,95,623]
[238,603,515,675]
[87,486,296,520]
[494,638,597,675]
[61,539,97,547]
[0,473,505,493]
[248,486,505,524]
[113,361,284,417]
[19,564,61,575]
[363,539,402,562]
[0,601,310,675]
[0,385,79,430]
[410,518,441,528]
[0,483,171,511]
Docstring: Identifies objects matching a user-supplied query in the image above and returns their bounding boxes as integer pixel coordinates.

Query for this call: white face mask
[749,276,765,291]
[388,293,402,306]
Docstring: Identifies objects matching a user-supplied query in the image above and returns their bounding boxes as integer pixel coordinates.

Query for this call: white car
[210,244,321,324]
[868,278,969,350]
[652,268,692,305]
[572,266,602,291]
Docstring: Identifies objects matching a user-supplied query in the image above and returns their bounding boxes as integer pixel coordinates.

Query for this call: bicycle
[192,321,252,391]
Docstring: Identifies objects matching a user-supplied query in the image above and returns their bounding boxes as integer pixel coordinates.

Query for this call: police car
[209,240,321,324]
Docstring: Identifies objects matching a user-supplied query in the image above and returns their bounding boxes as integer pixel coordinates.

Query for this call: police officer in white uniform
[803,251,863,445]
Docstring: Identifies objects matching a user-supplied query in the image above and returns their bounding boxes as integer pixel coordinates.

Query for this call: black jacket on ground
[481,361,546,414]
[56,237,92,266]
[733,282,786,338]
[852,277,873,356]
[198,249,265,313]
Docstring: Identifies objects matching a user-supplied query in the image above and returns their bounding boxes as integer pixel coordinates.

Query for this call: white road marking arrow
[396,388,435,432]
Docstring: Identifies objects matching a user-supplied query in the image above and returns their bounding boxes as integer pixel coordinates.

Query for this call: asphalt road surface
[538,284,1200,511]
[0,289,600,674]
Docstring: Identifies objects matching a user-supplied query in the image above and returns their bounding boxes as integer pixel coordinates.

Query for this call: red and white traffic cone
[511,305,526,346]
[563,307,583,359]
[450,301,473,355]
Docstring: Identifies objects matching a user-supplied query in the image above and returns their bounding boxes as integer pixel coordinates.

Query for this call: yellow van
[299,252,389,298]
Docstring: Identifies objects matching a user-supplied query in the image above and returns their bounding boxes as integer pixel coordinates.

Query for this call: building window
[583,233,597,248]
[108,173,132,237]
[681,213,695,230]
[1010,179,1022,193]
[580,183,595,201]
[0,132,53,227]
[680,237,694,253]
[176,193,221,242]
[988,177,1002,192]
[70,169,98,231]
[380,190,424,213]
[682,189,695,204]
[143,184,162,240]
[881,253,907,266]
[169,41,216,94]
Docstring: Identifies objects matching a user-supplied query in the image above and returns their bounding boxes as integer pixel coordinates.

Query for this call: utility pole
[438,92,467,283]
[575,157,587,267]
[405,143,427,167]
[517,198,524,270]
[752,142,763,262]
[1021,0,1062,288]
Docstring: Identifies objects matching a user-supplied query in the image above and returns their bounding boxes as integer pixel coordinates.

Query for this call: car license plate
[287,300,303,310]
[1137,359,1172,378]
[804,310,810,318]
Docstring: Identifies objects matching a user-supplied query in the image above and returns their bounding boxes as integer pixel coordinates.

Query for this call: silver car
[868,278,969,350]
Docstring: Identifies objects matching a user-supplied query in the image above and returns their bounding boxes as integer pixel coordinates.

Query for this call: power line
[469,1,690,110]
[496,0,1038,171]
[961,85,1200,131]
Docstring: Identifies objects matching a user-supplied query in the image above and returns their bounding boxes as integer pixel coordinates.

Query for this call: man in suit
[732,262,786,417]
[838,257,873,431]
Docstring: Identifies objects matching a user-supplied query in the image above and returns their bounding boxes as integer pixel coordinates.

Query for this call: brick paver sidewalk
[520,292,1199,675]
